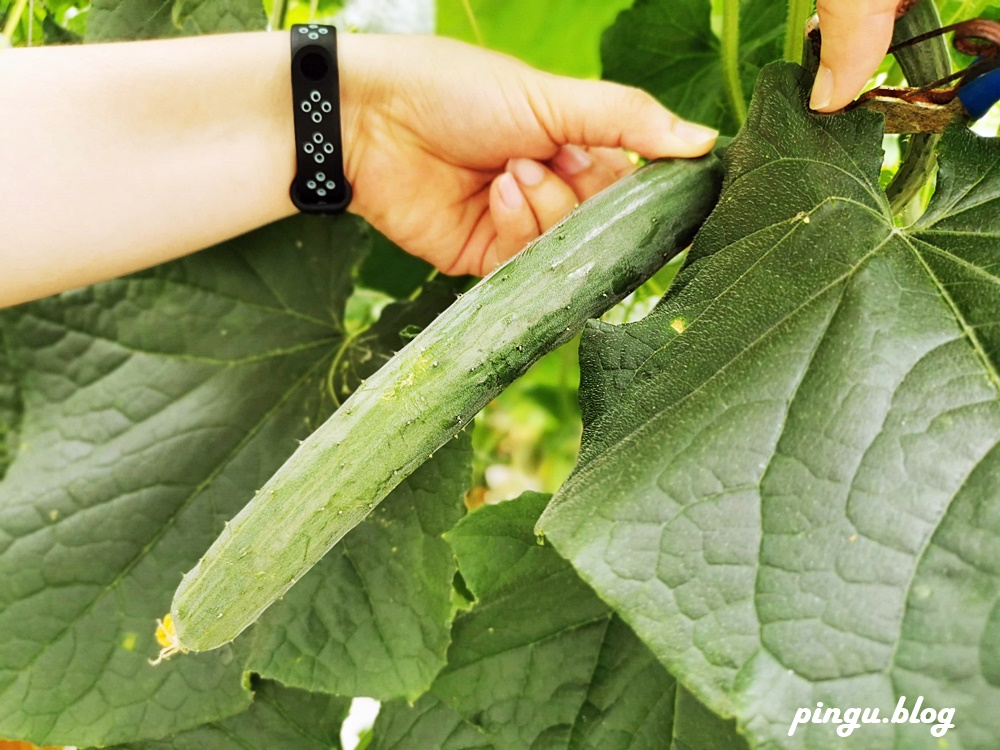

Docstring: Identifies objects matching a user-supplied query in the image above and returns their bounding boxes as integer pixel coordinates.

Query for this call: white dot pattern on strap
[295,27,342,206]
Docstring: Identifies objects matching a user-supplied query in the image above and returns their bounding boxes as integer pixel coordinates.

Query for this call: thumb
[529,74,718,159]
[812,0,902,112]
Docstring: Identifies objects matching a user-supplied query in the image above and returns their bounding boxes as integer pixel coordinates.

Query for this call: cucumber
[164,153,724,656]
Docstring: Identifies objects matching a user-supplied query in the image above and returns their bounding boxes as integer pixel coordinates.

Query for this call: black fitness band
[289,24,352,214]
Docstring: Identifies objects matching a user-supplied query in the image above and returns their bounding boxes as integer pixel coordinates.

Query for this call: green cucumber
[165,153,724,655]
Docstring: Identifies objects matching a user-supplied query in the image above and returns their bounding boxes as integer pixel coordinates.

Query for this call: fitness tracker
[289,24,352,214]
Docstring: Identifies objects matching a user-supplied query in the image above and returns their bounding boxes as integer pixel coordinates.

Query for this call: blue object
[958,66,1000,120]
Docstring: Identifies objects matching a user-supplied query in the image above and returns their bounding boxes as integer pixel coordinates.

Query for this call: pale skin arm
[0,31,719,309]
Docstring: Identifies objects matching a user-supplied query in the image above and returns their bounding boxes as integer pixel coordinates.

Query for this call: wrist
[332,34,394,214]
[276,29,375,217]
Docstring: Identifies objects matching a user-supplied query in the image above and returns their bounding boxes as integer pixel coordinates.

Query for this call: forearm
[0,31,309,308]
[0,28,717,302]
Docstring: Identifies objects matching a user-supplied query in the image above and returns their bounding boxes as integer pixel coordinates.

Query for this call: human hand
[811,0,908,112]
[336,35,718,276]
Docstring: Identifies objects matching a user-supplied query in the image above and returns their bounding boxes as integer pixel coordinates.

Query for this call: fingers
[487,172,539,270]
[508,158,579,231]
[484,149,639,273]
[550,145,626,202]
[530,74,718,160]
[588,147,636,179]
[485,155,592,271]
[812,0,902,112]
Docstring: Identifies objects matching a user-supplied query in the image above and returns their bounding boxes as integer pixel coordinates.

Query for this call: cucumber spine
[169,154,724,652]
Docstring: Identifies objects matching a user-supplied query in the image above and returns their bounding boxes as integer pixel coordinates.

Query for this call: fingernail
[810,64,835,111]
[510,158,545,187]
[552,145,592,176]
[498,172,524,210]
[671,120,719,148]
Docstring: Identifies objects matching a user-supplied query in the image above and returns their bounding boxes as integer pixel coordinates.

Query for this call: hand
[811,0,907,112]
[337,35,718,276]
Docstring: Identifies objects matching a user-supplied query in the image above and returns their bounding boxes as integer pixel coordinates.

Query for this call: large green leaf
[374,492,748,749]
[0,216,365,746]
[539,62,1000,749]
[0,333,19,480]
[601,0,785,135]
[87,0,264,41]
[357,231,437,300]
[437,0,633,78]
[169,0,267,36]
[0,218,475,744]
[107,678,351,750]
[244,430,471,701]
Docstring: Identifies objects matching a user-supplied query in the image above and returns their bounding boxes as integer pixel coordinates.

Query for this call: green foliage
[373,492,747,750]
[107,679,352,750]
[601,0,785,135]
[939,0,996,25]
[539,63,1000,749]
[0,216,358,745]
[0,216,469,746]
[437,0,634,78]
[41,14,82,43]
[0,333,18,480]
[87,0,264,41]
[170,0,267,36]
[357,232,437,300]
[2,3,999,750]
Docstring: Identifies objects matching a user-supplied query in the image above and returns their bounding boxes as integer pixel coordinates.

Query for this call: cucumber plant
[0,1,997,750]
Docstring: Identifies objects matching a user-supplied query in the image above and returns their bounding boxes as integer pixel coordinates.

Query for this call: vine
[783,0,814,64]
[721,0,747,126]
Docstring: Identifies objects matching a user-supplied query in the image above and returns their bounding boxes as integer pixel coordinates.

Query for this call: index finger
[812,0,902,112]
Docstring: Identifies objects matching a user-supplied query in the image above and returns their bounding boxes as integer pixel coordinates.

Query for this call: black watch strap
[289,24,352,214]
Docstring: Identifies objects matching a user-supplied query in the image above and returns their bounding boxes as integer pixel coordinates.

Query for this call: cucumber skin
[170,154,724,652]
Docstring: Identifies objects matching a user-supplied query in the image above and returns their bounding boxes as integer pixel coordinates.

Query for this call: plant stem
[886,0,950,215]
[268,0,286,32]
[721,0,747,126]
[783,0,813,64]
[2,0,29,41]
[460,0,483,46]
